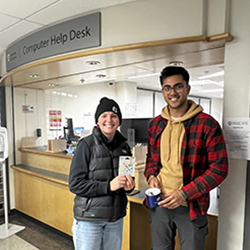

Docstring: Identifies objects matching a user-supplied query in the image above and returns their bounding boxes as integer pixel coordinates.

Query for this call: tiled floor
[0,235,39,250]
[0,211,74,250]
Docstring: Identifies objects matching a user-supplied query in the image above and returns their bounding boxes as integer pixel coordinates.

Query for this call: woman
[69,97,135,250]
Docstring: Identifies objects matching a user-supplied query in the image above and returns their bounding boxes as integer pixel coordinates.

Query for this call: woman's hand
[110,174,135,191]
[124,174,135,191]
[110,175,127,191]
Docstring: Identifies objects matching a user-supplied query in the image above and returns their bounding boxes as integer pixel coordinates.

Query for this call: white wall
[211,98,223,126]
[116,81,137,119]
[206,0,229,36]
[101,0,203,47]
[154,92,166,117]
[13,88,46,164]
[136,89,153,118]
[217,1,250,249]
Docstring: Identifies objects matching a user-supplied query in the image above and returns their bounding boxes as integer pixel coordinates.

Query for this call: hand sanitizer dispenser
[0,127,8,162]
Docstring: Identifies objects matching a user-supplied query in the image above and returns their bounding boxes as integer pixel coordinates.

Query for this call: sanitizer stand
[0,127,25,239]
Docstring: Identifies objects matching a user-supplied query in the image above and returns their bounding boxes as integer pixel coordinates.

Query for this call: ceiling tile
[27,0,138,25]
[0,13,20,32]
[0,0,60,18]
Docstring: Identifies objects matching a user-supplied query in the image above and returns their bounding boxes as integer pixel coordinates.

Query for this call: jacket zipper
[109,149,115,178]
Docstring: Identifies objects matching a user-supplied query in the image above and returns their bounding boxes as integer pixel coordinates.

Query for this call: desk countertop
[12,163,218,216]
[11,164,69,186]
[19,146,74,158]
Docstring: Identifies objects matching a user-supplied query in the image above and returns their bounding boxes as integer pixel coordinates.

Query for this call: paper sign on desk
[119,156,135,177]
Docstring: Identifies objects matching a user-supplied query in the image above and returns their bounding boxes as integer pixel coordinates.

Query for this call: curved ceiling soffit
[0,32,234,89]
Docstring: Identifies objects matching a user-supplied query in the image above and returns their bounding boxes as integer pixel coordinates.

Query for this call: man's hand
[148,176,160,189]
[158,190,184,209]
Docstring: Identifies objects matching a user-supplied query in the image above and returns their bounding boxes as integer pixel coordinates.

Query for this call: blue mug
[145,188,161,208]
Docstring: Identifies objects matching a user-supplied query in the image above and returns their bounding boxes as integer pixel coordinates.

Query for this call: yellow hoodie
[157,100,203,197]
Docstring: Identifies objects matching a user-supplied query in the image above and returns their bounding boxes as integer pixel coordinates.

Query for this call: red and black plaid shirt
[145,112,228,220]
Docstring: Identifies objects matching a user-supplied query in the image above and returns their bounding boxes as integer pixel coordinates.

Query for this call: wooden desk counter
[13,146,74,235]
[12,164,75,236]
[19,146,73,175]
[19,146,73,158]
[13,147,218,250]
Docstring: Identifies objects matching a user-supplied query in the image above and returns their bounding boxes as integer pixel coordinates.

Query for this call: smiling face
[161,74,191,117]
[97,111,120,141]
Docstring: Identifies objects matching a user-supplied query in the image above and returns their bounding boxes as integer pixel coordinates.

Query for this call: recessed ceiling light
[86,61,100,65]
[169,61,184,66]
[48,83,59,87]
[96,74,106,78]
[30,74,39,78]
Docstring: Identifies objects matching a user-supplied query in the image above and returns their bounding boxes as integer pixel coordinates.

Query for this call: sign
[49,110,62,131]
[118,156,135,177]
[6,12,101,71]
[224,117,250,160]
[22,105,34,113]
[125,103,137,116]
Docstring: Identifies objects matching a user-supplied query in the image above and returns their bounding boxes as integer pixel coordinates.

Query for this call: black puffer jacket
[69,126,132,222]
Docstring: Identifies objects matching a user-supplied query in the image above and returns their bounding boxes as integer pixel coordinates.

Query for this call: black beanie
[95,97,122,125]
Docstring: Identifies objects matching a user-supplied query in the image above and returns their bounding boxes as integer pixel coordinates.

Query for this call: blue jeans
[72,218,124,250]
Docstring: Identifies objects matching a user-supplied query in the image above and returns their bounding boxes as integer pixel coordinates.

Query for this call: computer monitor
[63,118,80,144]
[120,118,152,147]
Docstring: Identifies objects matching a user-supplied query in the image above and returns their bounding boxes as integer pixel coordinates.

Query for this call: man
[144,66,228,250]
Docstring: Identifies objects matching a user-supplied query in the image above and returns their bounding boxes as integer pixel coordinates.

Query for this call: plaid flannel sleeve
[182,120,228,200]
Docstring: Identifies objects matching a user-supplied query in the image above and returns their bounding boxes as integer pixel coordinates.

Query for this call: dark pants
[149,206,208,250]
